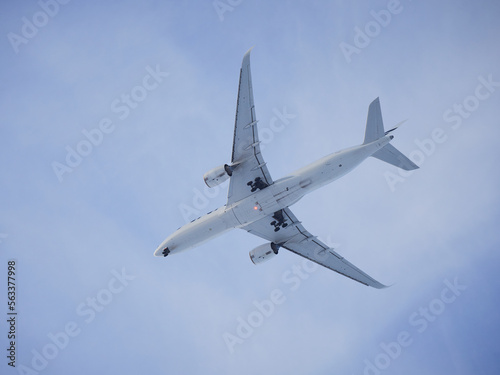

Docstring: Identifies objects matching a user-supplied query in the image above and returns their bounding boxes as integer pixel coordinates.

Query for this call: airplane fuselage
[154,48,418,289]
[154,135,392,256]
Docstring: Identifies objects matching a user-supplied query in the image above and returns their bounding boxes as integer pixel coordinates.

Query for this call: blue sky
[1,0,499,374]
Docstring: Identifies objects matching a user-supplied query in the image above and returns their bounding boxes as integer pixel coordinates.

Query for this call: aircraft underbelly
[230,180,307,226]
[162,208,238,253]
[231,187,278,225]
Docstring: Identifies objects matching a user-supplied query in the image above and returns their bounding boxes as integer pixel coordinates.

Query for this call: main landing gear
[162,248,170,257]
[270,210,288,232]
[247,177,268,192]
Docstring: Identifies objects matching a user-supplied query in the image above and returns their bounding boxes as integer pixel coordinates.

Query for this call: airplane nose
[154,244,164,257]
[154,243,171,257]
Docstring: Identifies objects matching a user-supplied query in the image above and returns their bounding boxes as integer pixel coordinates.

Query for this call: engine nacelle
[203,164,233,188]
[249,242,280,265]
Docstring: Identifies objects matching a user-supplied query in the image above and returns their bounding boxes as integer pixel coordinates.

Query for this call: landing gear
[270,210,288,232]
[162,247,170,257]
[247,177,268,192]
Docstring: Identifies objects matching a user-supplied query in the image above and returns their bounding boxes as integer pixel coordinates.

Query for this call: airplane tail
[364,98,419,171]
[363,97,385,145]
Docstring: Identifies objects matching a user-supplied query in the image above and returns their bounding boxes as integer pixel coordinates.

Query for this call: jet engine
[249,242,280,265]
[203,164,233,188]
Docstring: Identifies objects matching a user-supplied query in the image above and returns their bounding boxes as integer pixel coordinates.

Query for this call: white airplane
[154,49,418,288]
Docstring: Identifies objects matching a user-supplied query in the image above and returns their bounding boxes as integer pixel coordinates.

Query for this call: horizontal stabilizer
[372,143,419,171]
[385,119,408,135]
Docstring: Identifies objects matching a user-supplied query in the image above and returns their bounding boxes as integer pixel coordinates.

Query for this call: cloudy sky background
[1,0,499,374]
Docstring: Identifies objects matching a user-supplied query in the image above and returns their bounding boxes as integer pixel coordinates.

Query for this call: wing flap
[241,207,387,289]
[282,239,387,289]
[227,49,274,205]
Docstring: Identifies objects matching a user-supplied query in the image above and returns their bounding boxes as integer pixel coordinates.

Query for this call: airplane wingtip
[244,46,254,59]
[368,279,391,289]
[376,282,393,289]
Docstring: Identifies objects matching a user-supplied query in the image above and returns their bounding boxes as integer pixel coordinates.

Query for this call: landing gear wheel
[274,227,280,232]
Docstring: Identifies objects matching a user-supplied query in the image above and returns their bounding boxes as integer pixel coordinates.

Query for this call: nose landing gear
[162,248,170,257]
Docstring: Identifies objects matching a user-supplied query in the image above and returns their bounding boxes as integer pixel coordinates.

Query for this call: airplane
[154,48,418,289]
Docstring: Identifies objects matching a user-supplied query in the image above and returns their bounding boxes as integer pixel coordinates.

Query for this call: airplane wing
[227,48,274,205]
[242,207,387,289]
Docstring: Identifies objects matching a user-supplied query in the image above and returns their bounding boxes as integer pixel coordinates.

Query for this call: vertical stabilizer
[363,97,385,144]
